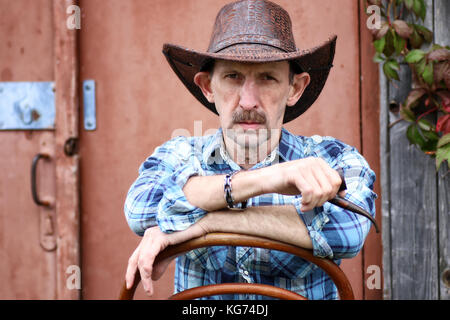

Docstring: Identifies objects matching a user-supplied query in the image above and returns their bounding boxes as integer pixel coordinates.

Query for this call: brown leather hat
[162,0,337,123]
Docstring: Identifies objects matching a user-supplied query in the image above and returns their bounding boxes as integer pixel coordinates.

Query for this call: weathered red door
[1,0,381,300]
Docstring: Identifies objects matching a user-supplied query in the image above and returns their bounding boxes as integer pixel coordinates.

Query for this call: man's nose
[239,79,259,110]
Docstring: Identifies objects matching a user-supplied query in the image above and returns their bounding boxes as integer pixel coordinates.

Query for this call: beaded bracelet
[224,171,247,210]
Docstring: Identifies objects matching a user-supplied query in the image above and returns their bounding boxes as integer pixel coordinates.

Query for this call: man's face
[209,60,293,149]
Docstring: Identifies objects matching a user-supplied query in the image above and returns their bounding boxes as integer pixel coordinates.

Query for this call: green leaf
[383,29,396,57]
[437,133,450,148]
[414,24,433,43]
[373,52,385,63]
[404,0,414,10]
[413,0,426,21]
[383,59,400,80]
[416,57,426,75]
[436,137,450,170]
[431,44,444,51]
[412,123,439,153]
[410,28,424,49]
[417,118,433,131]
[418,0,426,21]
[400,106,416,122]
[422,130,440,143]
[405,49,425,63]
[407,123,426,147]
[422,61,434,85]
[394,35,406,55]
[374,36,386,53]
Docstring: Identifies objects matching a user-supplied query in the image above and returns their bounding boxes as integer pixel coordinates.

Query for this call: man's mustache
[232,109,267,124]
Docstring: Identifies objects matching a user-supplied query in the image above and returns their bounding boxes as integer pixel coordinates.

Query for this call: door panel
[79,0,371,299]
[0,0,56,299]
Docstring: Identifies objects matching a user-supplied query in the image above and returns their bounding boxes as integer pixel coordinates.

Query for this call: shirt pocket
[184,246,228,271]
[269,251,319,279]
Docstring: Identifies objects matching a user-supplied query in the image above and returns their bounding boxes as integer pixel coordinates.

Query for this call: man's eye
[262,74,276,81]
[225,73,238,79]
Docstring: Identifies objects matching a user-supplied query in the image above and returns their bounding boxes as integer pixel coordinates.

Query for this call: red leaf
[405,88,426,108]
[437,114,450,134]
[436,91,450,112]
[434,61,449,84]
[393,20,413,38]
[428,48,450,62]
[376,23,389,40]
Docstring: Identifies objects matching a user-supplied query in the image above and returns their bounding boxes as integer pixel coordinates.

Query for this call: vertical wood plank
[359,0,383,300]
[434,0,450,301]
[379,62,391,299]
[53,0,80,300]
[438,163,450,300]
[388,64,439,299]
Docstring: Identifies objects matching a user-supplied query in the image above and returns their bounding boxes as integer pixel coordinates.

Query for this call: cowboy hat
[162,0,337,123]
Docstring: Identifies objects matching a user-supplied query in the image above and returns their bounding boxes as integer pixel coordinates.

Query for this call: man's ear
[286,72,311,107]
[194,72,214,103]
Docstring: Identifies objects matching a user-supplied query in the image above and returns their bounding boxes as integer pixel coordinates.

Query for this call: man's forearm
[198,205,313,249]
[182,169,268,212]
[183,157,344,214]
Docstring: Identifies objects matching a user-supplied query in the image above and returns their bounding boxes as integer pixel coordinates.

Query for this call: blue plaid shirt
[124,127,377,300]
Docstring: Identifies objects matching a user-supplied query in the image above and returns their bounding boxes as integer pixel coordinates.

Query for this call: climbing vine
[366,0,450,170]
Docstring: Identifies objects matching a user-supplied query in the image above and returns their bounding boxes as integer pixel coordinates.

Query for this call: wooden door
[78,0,381,299]
[0,0,80,299]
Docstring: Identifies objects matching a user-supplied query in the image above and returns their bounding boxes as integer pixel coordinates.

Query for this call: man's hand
[263,157,346,212]
[125,224,206,296]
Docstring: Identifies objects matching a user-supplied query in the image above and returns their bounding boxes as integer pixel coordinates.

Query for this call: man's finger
[139,262,154,295]
[311,165,334,206]
[125,243,141,289]
[138,228,158,295]
[295,169,321,212]
[338,190,347,197]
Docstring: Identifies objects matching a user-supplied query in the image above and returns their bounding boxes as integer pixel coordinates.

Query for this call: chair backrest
[119,232,354,300]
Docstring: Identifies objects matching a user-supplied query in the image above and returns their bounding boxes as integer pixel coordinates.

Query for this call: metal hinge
[82,79,96,131]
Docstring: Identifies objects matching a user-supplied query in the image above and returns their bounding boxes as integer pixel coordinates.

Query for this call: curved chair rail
[119,232,354,300]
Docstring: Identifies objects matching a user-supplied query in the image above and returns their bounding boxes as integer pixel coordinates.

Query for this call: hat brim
[162,35,337,123]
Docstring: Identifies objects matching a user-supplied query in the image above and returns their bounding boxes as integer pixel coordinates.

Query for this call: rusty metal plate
[0,81,55,130]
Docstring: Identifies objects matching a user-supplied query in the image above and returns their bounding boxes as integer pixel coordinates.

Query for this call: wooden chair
[119,232,354,300]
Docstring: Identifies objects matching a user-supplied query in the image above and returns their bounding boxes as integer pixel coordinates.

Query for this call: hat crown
[207,0,297,53]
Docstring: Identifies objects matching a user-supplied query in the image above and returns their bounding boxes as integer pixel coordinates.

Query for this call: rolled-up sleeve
[124,136,207,236]
[296,142,377,260]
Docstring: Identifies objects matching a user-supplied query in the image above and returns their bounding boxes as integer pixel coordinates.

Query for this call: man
[124,0,377,300]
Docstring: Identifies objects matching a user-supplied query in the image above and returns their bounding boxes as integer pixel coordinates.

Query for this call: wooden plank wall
[380,0,449,300]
